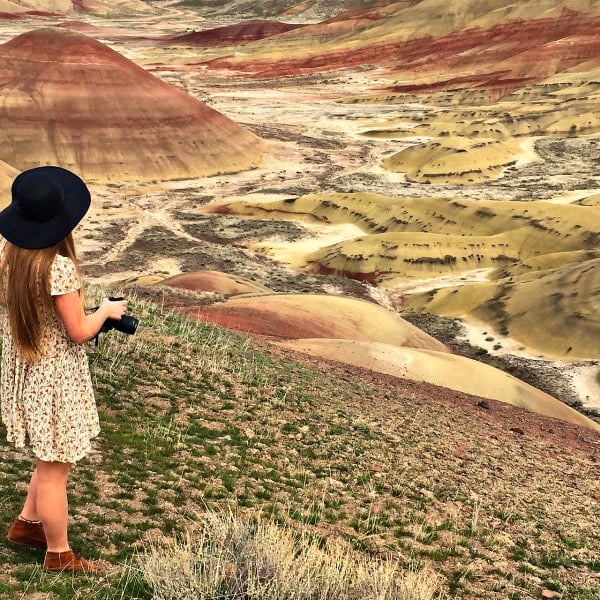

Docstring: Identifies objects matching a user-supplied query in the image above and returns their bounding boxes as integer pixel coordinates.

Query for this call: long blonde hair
[1,234,80,362]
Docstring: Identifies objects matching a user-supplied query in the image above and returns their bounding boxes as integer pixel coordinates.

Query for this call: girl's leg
[34,459,71,553]
[19,466,40,522]
[11,459,101,572]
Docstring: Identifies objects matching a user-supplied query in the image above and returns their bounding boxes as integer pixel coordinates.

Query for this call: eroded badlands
[0,0,599,428]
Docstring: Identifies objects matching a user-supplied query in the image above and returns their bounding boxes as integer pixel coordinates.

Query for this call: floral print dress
[0,238,100,463]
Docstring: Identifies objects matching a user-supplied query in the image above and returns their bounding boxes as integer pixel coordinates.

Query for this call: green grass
[0,294,599,598]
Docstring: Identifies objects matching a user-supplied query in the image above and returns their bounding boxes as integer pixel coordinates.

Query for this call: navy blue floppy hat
[0,166,91,250]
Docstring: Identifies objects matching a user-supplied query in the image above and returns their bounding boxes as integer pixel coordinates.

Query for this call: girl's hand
[100,297,128,321]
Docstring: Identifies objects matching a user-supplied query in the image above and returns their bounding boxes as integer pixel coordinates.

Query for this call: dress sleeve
[50,255,81,296]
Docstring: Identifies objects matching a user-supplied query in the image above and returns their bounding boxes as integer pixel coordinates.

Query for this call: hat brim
[0,166,91,249]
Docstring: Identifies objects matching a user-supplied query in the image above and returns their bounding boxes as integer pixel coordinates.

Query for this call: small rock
[454,444,472,461]
[510,426,525,435]
[541,590,561,598]
[477,400,490,409]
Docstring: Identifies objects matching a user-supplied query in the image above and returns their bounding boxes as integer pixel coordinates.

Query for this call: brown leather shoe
[7,518,47,550]
[43,550,103,573]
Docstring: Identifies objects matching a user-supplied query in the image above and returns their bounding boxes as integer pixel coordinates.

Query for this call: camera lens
[115,314,139,335]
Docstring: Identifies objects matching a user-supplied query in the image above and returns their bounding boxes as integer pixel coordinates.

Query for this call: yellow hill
[381,138,529,184]
[402,257,600,358]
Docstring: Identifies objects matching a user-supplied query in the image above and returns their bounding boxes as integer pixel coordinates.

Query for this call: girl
[0,166,128,573]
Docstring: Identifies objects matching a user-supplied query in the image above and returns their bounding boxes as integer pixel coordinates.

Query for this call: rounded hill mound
[0,28,268,183]
[167,20,303,46]
[189,293,448,352]
[160,271,272,297]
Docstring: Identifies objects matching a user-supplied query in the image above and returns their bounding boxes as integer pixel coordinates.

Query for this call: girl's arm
[54,293,128,344]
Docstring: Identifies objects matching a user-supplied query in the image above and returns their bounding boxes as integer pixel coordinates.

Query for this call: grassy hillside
[1,294,599,599]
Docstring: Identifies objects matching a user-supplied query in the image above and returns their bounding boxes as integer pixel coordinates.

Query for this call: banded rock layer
[0,28,267,183]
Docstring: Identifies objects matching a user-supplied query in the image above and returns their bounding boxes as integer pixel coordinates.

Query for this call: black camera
[100,313,139,335]
[93,297,139,337]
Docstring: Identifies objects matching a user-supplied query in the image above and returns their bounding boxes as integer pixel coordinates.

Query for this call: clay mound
[56,20,104,34]
[368,91,600,185]
[160,271,272,296]
[0,10,25,18]
[0,28,267,182]
[211,192,598,281]
[190,293,448,352]
[576,194,600,207]
[381,137,526,184]
[386,8,600,96]
[305,230,519,284]
[208,192,599,358]
[168,20,304,47]
[277,339,600,432]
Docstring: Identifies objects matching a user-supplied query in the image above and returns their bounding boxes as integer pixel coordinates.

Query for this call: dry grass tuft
[140,509,443,600]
